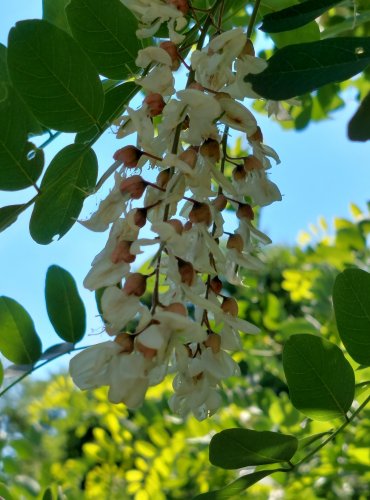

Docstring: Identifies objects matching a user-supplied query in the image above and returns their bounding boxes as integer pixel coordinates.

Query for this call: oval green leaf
[43,0,72,33]
[209,428,298,469]
[246,38,370,100]
[30,144,98,244]
[45,265,86,343]
[0,297,42,364]
[348,91,370,142]
[8,20,104,132]
[66,0,141,79]
[260,0,341,33]
[333,269,370,365]
[0,203,30,233]
[283,334,355,421]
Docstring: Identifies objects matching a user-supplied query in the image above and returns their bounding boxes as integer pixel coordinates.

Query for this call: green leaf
[193,470,275,499]
[283,334,355,420]
[0,203,31,233]
[8,20,104,132]
[30,144,98,244]
[0,43,10,82]
[0,360,3,387]
[0,86,44,191]
[348,91,370,142]
[246,38,370,100]
[209,428,298,469]
[0,483,13,500]
[43,0,71,33]
[333,269,370,365]
[75,82,138,143]
[45,265,86,343]
[260,0,341,33]
[355,381,370,397]
[0,297,42,364]
[66,0,141,79]
[297,431,333,452]
[40,342,74,360]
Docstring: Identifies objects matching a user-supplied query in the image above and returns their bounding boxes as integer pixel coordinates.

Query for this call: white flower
[224,55,268,99]
[217,94,257,135]
[101,286,146,335]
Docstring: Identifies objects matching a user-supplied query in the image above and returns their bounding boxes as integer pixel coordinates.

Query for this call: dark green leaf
[246,38,370,100]
[76,82,137,143]
[8,20,104,132]
[0,483,13,500]
[30,144,98,244]
[43,0,72,33]
[40,342,74,360]
[0,297,42,364]
[348,91,370,141]
[66,0,141,79]
[297,431,333,452]
[0,86,44,191]
[209,428,298,469]
[283,334,355,420]
[0,361,3,387]
[42,487,54,500]
[193,470,275,499]
[0,203,31,233]
[260,0,341,33]
[45,265,86,343]
[333,269,370,365]
[0,43,10,82]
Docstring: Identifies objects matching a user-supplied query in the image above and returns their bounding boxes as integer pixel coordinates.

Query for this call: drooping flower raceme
[70,3,284,421]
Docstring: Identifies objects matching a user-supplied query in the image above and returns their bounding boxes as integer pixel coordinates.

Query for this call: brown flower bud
[166,0,189,15]
[134,208,147,228]
[248,126,263,143]
[136,340,157,359]
[179,148,198,169]
[227,233,244,252]
[144,93,166,117]
[182,115,190,130]
[120,175,147,199]
[210,276,222,295]
[204,333,221,353]
[232,164,246,182]
[178,259,196,286]
[113,145,143,167]
[200,139,221,162]
[244,155,263,172]
[188,82,204,91]
[157,169,171,188]
[123,273,147,296]
[184,220,193,232]
[111,240,136,264]
[221,297,238,317]
[167,218,183,234]
[189,202,212,226]
[115,333,134,353]
[212,194,227,212]
[237,203,254,221]
[160,41,181,70]
[241,38,255,57]
[164,302,188,316]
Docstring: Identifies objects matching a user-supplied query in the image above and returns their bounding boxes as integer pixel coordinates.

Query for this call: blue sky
[0,1,369,373]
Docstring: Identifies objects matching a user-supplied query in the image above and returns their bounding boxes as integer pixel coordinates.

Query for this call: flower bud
[189,202,212,226]
[113,145,143,167]
[221,297,238,316]
[136,340,157,359]
[144,93,166,117]
[157,169,171,188]
[204,333,221,353]
[184,220,193,232]
[159,41,181,70]
[111,240,136,264]
[120,175,147,199]
[123,273,147,296]
[164,302,188,316]
[179,148,198,169]
[212,194,227,212]
[178,259,196,286]
[200,139,221,162]
[232,165,246,181]
[248,126,263,143]
[227,233,244,252]
[115,333,134,353]
[210,276,222,295]
[167,218,183,234]
[134,208,147,228]
[244,155,263,172]
[237,203,254,221]
[188,82,204,91]
[241,38,255,57]
[166,0,189,15]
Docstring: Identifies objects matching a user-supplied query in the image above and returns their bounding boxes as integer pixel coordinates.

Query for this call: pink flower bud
[200,139,221,162]
[114,333,134,353]
[248,126,263,143]
[166,0,189,15]
[156,169,171,188]
[227,234,244,252]
[178,259,196,286]
[167,218,183,234]
[113,145,143,167]
[120,175,147,199]
[232,165,246,181]
[210,276,222,295]
[237,203,254,221]
[184,221,193,232]
[111,240,136,264]
[144,93,166,117]
[204,333,221,353]
[189,202,212,226]
[123,273,147,296]
[136,340,157,359]
[244,155,263,172]
[221,297,239,317]
[134,208,147,228]
[212,194,227,212]
[164,302,188,316]
[188,82,204,91]
[179,148,198,169]
[159,41,181,70]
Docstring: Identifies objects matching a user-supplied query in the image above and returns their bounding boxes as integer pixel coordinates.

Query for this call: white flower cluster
[70,1,282,420]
